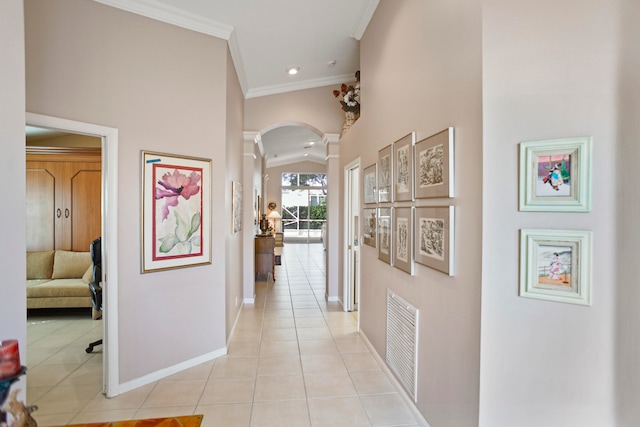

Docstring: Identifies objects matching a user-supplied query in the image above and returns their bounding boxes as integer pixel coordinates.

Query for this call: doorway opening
[25,113,120,397]
[344,160,361,313]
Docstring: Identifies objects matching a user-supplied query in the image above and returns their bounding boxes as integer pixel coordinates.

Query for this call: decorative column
[324,134,340,302]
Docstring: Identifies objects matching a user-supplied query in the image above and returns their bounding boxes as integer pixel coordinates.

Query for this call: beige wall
[224,47,245,340]
[0,0,27,398]
[616,1,640,424]
[245,86,345,135]
[24,0,230,384]
[341,1,483,425]
[481,0,619,425]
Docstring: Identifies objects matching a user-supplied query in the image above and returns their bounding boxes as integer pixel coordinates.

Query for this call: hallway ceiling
[96,0,380,166]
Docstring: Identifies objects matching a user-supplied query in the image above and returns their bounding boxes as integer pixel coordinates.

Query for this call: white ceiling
[32,0,379,166]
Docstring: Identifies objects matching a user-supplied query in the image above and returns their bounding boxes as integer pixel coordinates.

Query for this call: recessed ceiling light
[304,153,309,156]
[308,141,315,145]
[287,66,300,75]
[327,60,336,67]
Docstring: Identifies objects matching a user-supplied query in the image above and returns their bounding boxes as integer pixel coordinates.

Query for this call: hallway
[26,243,421,426]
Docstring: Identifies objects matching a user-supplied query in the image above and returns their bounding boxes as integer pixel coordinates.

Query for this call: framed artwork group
[517,136,594,306]
[364,128,455,277]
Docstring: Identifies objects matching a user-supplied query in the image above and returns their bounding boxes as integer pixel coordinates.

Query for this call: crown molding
[93,0,233,39]
[352,0,379,40]
[245,73,355,99]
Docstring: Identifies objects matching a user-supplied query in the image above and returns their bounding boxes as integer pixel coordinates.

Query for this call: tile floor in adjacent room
[25,243,422,427]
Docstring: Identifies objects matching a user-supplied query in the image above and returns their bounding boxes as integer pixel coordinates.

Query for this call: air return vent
[386,289,419,401]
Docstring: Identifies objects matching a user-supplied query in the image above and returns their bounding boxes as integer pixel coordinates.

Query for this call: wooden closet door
[25,163,57,251]
[70,166,102,252]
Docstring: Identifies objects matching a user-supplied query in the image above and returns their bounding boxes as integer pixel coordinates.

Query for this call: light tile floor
[26,243,422,427]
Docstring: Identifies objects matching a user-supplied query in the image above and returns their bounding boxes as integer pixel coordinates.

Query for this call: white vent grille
[386,289,419,401]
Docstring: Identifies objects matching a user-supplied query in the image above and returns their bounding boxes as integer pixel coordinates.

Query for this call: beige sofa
[26,250,97,318]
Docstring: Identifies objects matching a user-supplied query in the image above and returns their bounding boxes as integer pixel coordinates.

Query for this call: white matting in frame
[415,206,454,275]
[519,229,592,306]
[393,132,416,202]
[377,207,392,264]
[378,145,393,203]
[415,127,454,199]
[363,163,377,204]
[393,207,414,275]
[519,136,592,212]
[142,151,212,273]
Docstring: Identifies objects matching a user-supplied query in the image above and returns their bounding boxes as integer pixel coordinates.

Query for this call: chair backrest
[90,237,102,284]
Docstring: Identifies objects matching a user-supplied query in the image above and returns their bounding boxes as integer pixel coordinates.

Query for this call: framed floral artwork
[378,145,393,203]
[377,207,392,264]
[393,132,416,202]
[519,137,592,212]
[141,151,211,273]
[363,208,377,247]
[415,206,454,276]
[393,207,414,275]
[414,127,454,199]
[519,229,592,306]
[363,163,377,204]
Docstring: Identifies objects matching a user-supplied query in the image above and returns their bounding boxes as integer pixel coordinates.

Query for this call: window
[281,173,327,242]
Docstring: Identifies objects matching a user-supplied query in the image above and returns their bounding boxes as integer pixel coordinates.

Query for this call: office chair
[86,237,102,353]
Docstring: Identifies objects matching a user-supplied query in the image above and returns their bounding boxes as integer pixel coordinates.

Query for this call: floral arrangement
[333,70,360,115]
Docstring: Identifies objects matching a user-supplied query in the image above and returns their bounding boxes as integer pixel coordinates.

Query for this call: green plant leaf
[158,234,180,253]
[174,210,190,241]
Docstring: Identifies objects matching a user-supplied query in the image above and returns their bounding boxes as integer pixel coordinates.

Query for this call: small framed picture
[377,207,392,264]
[362,208,377,248]
[519,229,592,306]
[519,137,592,212]
[378,145,393,203]
[414,128,454,199]
[393,132,416,202]
[414,206,454,275]
[393,207,414,275]
[363,163,378,204]
[232,181,242,233]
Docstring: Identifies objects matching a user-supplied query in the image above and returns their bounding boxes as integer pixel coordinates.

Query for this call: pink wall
[341,1,483,425]
[24,0,230,384]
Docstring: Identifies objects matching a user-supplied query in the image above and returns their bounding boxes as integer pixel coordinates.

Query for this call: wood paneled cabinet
[255,236,275,279]
[26,149,102,252]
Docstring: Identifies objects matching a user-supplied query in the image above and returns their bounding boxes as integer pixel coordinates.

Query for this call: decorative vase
[342,111,357,135]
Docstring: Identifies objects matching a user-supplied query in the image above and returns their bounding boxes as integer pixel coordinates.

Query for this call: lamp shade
[267,211,281,219]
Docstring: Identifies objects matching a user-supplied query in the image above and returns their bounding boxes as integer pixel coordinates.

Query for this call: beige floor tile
[199,377,255,404]
[82,383,157,411]
[264,301,292,310]
[262,316,296,329]
[257,355,302,376]
[70,408,138,424]
[295,326,333,340]
[342,352,382,372]
[58,362,104,385]
[335,335,370,353]
[349,370,396,395]
[197,403,252,427]
[141,379,206,408]
[31,383,103,414]
[211,357,258,379]
[230,328,262,343]
[253,375,306,401]
[301,354,347,375]
[294,317,327,328]
[250,400,310,427]
[163,361,213,380]
[294,308,324,318]
[298,339,340,356]
[291,301,320,309]
[31,411,76,427]
[26,385,53,405]
[26,363,80,387]
[360,393,417,426]
[261,327,298,341]
[263,309,294,319]
[227,341,260,358]
[304,373,358,398]
[307,396,371,427]
[259,340,300,357]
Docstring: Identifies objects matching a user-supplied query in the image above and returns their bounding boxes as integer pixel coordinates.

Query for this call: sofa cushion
[82,265,93,283]
[26,278,91,298]
[26,251,55,280]
[51,251,92,279]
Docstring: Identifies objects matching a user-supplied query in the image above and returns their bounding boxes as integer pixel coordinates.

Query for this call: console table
[255,235,275,280]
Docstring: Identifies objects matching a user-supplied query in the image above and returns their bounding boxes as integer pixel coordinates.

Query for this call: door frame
[343,158,361,314]
[26,112,120,397]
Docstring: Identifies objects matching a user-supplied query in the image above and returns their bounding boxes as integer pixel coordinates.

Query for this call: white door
[344,161,360,312]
